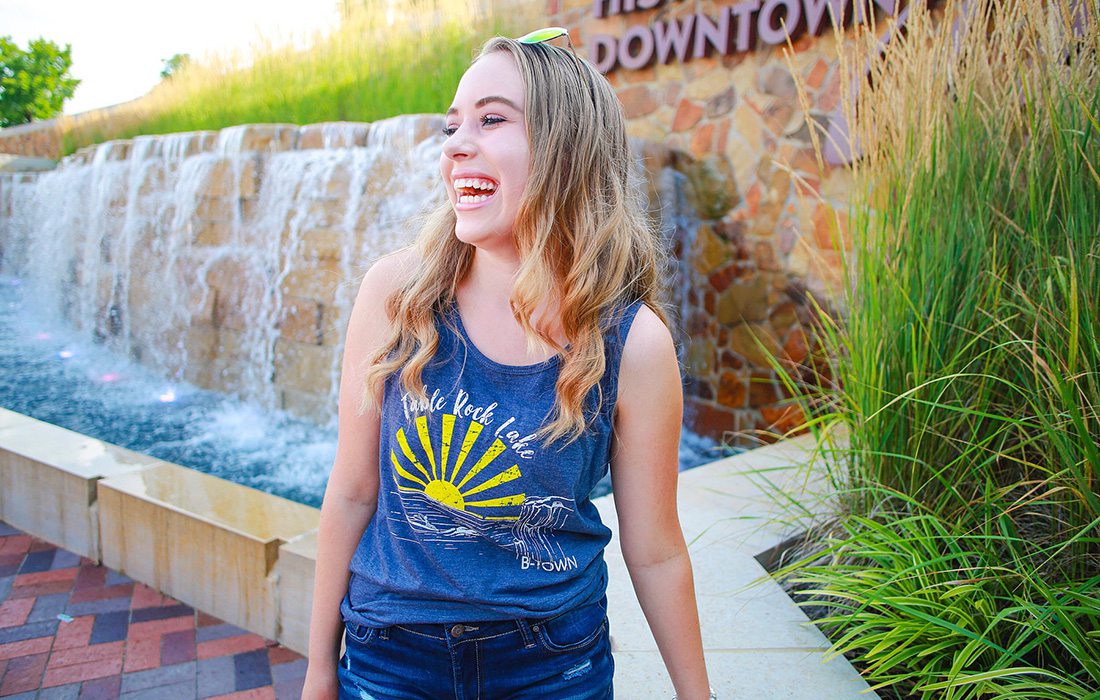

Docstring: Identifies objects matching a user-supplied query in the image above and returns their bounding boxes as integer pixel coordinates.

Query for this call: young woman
[301,30,714,700]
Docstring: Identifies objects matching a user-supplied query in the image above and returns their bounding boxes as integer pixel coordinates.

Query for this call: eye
[441,115,507,138]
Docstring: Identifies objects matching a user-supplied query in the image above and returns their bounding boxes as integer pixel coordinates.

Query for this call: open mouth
[454,177,498,204]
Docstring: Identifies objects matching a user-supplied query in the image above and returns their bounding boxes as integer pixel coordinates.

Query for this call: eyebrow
[446,96,523,116]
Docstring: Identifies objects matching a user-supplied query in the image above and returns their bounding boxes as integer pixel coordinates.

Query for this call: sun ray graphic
[391,416,525,520]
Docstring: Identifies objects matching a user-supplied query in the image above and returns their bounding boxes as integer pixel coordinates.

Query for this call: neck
[459,245,566,342]
[463,245,521,310]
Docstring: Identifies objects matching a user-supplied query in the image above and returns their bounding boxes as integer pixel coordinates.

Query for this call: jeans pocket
[533,600,608,654]
[344,621,380,646]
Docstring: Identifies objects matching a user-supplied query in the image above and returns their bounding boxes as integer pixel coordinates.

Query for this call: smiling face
[440,51,531,252]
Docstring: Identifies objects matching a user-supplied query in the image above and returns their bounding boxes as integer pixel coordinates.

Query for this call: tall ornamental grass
[766,1,1100,697]
[60,0,535,155]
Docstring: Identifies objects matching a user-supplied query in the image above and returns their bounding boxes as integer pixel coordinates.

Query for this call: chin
[453,222,509,249]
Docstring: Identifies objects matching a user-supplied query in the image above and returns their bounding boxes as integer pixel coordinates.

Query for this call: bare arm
[610,304,711,700]
[302,249,414,698]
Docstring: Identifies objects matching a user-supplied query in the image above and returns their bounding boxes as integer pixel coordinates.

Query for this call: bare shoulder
[620,303,677,372]
[360,245,421,296]
[346,246,420,344]
[616,303,681,407]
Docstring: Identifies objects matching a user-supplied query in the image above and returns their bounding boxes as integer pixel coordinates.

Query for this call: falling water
[0,117,446,424]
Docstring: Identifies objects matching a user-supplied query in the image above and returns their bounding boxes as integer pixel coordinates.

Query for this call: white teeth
[454,177,497,192]
[458,194,491,203]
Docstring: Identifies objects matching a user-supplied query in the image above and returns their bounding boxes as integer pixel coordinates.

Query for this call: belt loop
[380,626,390,641]
[515,618,537,649]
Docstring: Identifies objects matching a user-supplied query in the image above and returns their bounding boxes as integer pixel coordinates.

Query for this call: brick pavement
[0,521,307,699]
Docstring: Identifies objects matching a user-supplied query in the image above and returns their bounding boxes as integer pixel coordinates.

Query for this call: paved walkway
[0,521,306,699]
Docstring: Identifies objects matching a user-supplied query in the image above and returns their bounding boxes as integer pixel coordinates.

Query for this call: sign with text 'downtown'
[588,0,932,73]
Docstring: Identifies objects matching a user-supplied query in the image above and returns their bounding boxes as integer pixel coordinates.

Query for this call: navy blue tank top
[340,298,644,626]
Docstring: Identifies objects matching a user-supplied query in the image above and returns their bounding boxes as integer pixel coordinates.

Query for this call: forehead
[450,51,525,109]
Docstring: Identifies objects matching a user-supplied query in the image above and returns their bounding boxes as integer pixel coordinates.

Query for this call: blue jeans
[337,596,614,700]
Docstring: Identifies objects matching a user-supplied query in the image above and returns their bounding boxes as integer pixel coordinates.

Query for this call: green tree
[160,53,190,80]
[0,36,80,127]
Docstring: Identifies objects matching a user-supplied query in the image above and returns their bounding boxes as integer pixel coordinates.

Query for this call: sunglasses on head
[516,26,579,60]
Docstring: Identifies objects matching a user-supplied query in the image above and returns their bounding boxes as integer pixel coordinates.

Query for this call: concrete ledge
[97,462,319,639]
[0,408,156,560]
[275,530,319,655]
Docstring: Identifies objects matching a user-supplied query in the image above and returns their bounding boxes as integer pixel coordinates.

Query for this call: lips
[452,175,498,206]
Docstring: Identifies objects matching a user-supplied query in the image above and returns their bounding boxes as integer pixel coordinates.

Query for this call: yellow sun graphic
[391,414,526,520]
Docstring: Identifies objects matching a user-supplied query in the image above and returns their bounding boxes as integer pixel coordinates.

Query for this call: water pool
[0,275,738,507]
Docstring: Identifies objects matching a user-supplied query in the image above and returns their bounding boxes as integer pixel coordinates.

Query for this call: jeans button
[450,624,464,638]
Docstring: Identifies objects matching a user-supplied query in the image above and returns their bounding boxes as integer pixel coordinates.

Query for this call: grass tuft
[761,1,1100,697]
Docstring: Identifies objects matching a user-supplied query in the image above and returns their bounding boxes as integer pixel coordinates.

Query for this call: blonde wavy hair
[360,35,671,447]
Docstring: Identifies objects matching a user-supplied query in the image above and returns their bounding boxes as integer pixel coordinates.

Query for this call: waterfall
[0,117,446,425]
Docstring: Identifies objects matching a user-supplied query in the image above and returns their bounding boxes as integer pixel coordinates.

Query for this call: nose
[442,122,475,161]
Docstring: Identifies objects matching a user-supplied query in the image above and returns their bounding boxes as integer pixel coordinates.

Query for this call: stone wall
[549,0,859,442]
[0,118,64,160]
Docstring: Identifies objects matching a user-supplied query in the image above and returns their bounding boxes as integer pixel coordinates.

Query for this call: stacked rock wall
[549,0,863,441]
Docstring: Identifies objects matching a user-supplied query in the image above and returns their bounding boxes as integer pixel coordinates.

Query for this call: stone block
[812,204,850,250]
[279,264,343,304]
[194,196,237,222]
[193,220,234,247]
[135,162,166,197]
[301,198,346,230]
[760,404,806,435]
[206,354,248,396]
[618,87,659,119]
[717,370,747,407]
[280,388,333,425]
[782,326,810,365]
[297,122,369,150]
[729,322,782,368]
[97,462,319,639]
[321,304,347,347]
[184,324,218,366]
[299,228,344,263]
[681,154,739,219]
[749,370,780,407]
[683,398,738,442]
[0,409,156,561]
[715,275,771,324]
[671,100,705,132]
[690,123,716,157]
[368,114,446,150]
[274,339,336,395]
[199,157,260,199]
[685,337,716,377]
[216,124,299,154]
[98,141,131,162]
[214,326,248,358]
[685,68,735,101]
[707,90,737,123]
[759,65,798,100]
[279,297,323,345]
[690,224,729,276]
[806,59,830,89]
[769,301,799,330]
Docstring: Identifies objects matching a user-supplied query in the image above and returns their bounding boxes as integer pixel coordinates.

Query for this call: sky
[3,0,342,115]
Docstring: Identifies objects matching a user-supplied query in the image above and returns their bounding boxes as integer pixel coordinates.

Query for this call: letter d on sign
[590,34,619,73]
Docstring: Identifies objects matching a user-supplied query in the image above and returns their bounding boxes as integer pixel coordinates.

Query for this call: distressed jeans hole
[562,659,593,681]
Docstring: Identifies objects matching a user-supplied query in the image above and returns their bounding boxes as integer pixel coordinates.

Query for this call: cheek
[439,160,454,198]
